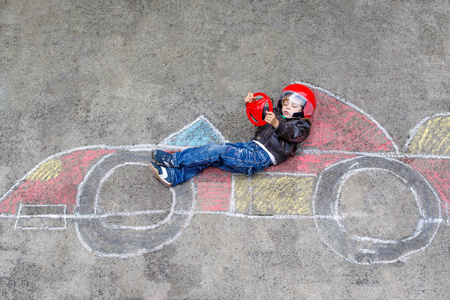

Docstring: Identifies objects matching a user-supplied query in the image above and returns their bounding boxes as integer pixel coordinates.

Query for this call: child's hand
[264,111,279,129]
[244,92,256,103]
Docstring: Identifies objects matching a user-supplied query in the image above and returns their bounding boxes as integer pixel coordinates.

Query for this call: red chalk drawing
[266,153,357,175]
[195,167,232,211]
[0,149,115,214]
[0,82,448,264]
[303,93,396,152]
[404,158,450,211]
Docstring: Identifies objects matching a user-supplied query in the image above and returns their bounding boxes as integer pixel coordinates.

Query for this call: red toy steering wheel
[246,93,273,126]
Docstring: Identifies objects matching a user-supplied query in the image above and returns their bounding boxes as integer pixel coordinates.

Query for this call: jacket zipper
[262,127,271,138]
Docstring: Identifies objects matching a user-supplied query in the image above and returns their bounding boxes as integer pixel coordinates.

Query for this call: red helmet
[278,83,316,118]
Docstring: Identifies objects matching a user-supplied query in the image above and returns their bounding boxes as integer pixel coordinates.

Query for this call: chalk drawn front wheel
[313,156,440,264]
[74,149,195,257]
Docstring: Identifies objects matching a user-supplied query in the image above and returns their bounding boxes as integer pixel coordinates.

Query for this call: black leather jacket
[253,108,311,164]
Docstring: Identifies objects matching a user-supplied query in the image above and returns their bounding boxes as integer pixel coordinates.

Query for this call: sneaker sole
[149,163,172,187]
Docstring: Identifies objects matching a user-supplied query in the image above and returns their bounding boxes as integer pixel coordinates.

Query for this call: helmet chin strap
[292,111,305,118]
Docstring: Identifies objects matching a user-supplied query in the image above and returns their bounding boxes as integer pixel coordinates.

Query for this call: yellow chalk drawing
[407,115,450,156]
[234,174,315,215]
[27,159,63,182]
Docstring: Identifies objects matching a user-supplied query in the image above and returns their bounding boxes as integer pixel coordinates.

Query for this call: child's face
[281,97,303,118]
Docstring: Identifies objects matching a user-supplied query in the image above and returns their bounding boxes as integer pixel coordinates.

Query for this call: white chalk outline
[335,166,428,245]
[297,81,400,154]
[0,84,448,262]
[313,154,443,265]
[403,112,450,154]
[94,162,177,231]
[229,174,237,213]
[15,204,67,230]
[160,115,229,146]
[74,180,198,258]
[335,167,423,221]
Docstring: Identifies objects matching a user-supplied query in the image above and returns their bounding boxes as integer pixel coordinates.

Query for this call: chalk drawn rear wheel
[74,149,195,257]
[313,156,440,264]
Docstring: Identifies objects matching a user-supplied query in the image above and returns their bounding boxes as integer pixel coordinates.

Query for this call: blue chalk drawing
[160,115,228,147]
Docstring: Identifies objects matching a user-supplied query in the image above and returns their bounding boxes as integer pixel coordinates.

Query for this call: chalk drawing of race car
[1,82,448,265]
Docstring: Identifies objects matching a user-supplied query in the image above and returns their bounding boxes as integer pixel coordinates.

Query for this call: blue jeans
[168,141,272,186]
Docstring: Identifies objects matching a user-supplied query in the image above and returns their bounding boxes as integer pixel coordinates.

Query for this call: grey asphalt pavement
[0,1,449,299]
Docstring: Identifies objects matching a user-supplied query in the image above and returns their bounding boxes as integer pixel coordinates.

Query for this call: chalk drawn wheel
[75,149,195,257]
[314,156,440,264]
